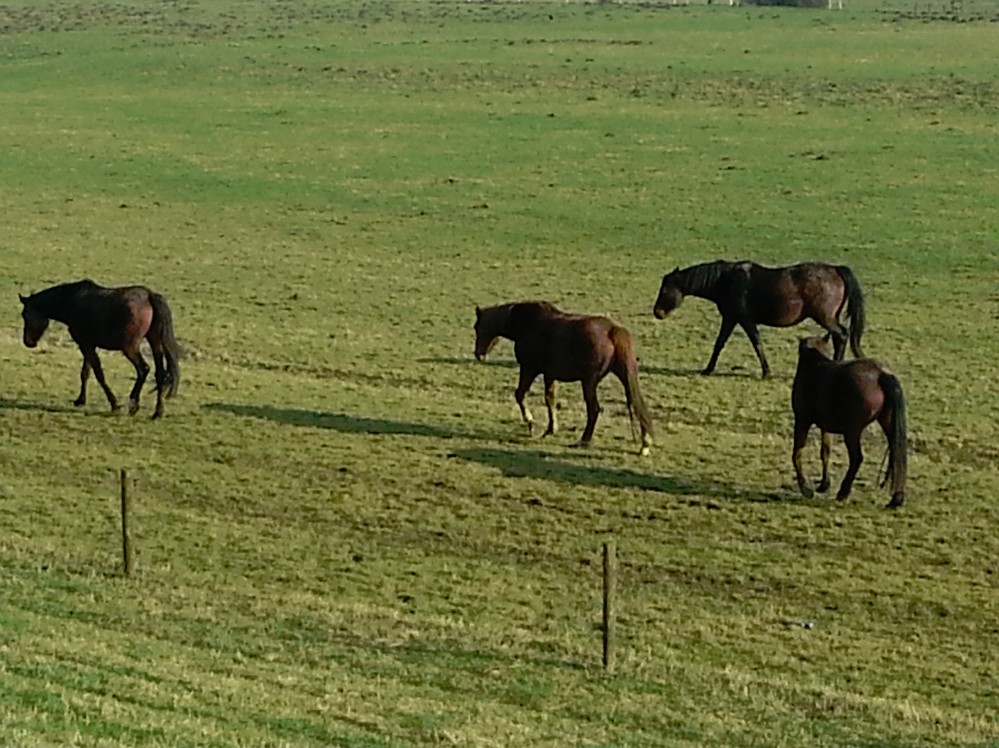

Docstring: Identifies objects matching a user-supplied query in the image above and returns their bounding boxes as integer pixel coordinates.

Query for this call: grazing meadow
[1,1,997,745]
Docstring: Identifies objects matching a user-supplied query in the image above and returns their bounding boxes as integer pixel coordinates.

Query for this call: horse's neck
[33,285,82,323]
[795,352,835,383]
[506,302,555,339]
[485,304,519,341]
[678,264,724,302]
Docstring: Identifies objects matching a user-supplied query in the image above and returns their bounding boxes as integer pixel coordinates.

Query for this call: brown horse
[791,337,907,508]
[474,301,653,455]
[20,279,181,419]
[653,260,866,378]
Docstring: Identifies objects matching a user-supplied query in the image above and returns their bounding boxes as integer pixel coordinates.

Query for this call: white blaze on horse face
[22,313,48,348]
[475,335,498,361]
[653,286,681,320]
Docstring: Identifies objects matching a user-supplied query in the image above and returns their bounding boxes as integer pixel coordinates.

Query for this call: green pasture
[1,1,997,746]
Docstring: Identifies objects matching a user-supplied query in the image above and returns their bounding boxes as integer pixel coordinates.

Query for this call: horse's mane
[27,279,98,306]
[37,278,97,295]
[675,261,733,295]
[508,300,562,332]
[514,300,561,316]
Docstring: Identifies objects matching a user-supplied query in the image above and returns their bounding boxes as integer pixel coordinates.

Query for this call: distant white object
[729,0,843,7]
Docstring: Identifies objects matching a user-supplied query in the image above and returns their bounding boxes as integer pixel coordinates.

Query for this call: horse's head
[653,268,683,320]
[474,306,502,360]
[19,293,49,348]
[798,335,832,360]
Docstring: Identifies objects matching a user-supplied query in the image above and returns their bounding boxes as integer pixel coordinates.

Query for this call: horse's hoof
[639,446,651,457]
[569,440,591,449]
[151,411,163,421]
[73,398,86,407]
[886,494,905,509]
[816,480,830,494]
[128,400,140,416]
[835,491,851,501]
[700,368,714,376]
[798,484,814,499]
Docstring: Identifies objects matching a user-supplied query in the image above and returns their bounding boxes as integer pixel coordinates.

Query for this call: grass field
[1,1,997,746]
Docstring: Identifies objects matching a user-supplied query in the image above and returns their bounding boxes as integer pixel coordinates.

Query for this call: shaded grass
[0,1,997,746]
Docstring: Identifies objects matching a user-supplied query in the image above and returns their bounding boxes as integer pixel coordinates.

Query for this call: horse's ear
[475,306,482,320]
[18,293,27,304]
[673,266,680,273]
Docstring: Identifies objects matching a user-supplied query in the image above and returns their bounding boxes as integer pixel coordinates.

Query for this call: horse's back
[796,356,886,433]
[743,262,845,326]
[513,307,618,382]
[74,283,156,349]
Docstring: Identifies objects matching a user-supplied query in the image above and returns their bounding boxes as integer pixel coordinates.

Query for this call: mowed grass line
[1,1,998,745]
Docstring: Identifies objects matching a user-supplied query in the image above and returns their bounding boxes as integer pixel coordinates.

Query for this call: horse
[791,336,907,508]
[652,260,866,378]
[19,279,181,419]
[474,301,653,455]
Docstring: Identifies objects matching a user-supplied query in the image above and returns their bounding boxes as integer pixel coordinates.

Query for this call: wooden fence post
[603,538,617,672]
[120,469,135,576]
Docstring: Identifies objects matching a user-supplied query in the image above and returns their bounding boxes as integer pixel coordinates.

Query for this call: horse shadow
[0,397,100,416]
[640,364,791,382]
[454,447,787,503]
[416,356,519,369]
[206,402,467,439]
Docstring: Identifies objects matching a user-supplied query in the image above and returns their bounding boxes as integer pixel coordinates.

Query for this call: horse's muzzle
[23,335,38,348]
[653,306,668,320]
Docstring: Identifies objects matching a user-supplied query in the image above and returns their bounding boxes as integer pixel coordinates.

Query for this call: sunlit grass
[0,1,997,746]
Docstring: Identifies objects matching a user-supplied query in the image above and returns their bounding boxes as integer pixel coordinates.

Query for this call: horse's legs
[75,357,91,406]
[514,368,538,435]
[542,375,557,436]
[792,419,814,498]
[573,378,601,447]
[817,431,833,493]
[612,364,652,457]
[703,316,737,375]
[836,431,864,500]
[79,346,118,412]
[149,339,167,419]
[738,320,770,379]
[122,346,151,416]
[821,323,849,360]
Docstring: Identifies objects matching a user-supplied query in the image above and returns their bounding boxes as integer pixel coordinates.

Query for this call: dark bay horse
[20,279,181,419]
[792,337,907,508]
[474,301,653,455]
[652,260,866,378]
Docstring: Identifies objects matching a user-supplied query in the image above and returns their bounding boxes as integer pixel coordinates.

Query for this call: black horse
[792,337,907,508]
[20,279,181,419]
[474,301,653,455]
[652,260,866,378]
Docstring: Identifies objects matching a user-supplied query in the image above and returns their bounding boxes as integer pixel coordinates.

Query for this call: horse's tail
[879,371,908,506]
[837,265,866,358]
[610,325,654,453]
[149,292,181,398]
